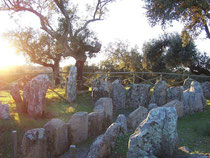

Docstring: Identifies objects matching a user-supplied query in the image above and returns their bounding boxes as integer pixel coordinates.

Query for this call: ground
[0,88,209,158]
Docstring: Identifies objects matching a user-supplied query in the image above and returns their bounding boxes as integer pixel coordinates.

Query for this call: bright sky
[0,0,209,68]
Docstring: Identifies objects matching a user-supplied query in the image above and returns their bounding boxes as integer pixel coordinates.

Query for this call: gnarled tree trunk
[75,60,86,90]
[52,58,61,86]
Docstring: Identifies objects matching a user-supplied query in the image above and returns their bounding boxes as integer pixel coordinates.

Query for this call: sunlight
[0,37,25,69]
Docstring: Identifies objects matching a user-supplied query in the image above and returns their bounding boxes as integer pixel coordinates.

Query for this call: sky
[0,0,209,68]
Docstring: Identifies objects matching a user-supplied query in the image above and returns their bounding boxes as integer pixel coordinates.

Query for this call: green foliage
[100,41,143,72]
[143,0,210,42]
[142,33,198,72]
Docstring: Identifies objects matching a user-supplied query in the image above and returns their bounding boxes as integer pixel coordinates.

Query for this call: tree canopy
[0,0,115,87]
[142,33,210,75]
[143,0,210,43]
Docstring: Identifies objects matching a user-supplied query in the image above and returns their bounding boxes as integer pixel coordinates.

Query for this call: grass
[0,88,210,158]
[0,88,93,158]
[112,100,210,157]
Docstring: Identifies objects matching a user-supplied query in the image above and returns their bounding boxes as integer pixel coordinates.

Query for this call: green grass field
[0,89,209,158]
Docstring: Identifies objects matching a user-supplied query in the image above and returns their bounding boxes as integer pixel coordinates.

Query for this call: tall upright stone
[127,84,151,108]
[182,81,206,115]
[95,98,113,128]
[167,86,183,102]
[0,101,10,120]
[23,75,50,117]
[43,118,69,157]
[201,82,210,100]
[92,79,110,103]
[22,128,48,158]
[111,80,126,110]
[127,107,178,158]
[67,66,77,103]
[150,80,167,106]
[10,82,22,105]
[67,112,88,144]
[183,78,194,90]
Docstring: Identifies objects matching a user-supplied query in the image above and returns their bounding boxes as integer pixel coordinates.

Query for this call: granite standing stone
[150,80,167,106]
[167,86,183,102]
[127,84,151,108]
[95,98,113,128]
[10,82,22,105]
[22,128,48,158]
[128,106,148,130]
[201,82,210,100]
[0,101,10,120]
[183,78,194,90]
[44,118,69,157]
[67,66,77,103]
[112,80,126,110]
[67,112,88,144]
[23,75,50,117]
[163,100,184,117]
[91,79,110,103]
[127,107,178,158]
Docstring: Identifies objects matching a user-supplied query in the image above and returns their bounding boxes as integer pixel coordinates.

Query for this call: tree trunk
[53,61,61,86]
[75,60,85,90]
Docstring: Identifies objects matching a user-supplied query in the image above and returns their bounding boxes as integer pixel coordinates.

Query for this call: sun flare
[0,37,25,69]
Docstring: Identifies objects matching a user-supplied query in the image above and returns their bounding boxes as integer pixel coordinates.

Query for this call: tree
[142,33,209,74]
[100,41,143,72]
[1,0,114,88]
[7,29,65,85]
[143,0,210,43]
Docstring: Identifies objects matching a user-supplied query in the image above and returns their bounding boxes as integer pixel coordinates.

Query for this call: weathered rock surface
[10,82,22,105]
[22,128,48,158]
[127,107,178,158]
[201,81,210,100]
[128,106,148,130]
[116,114,127,134]
[23,75,50,117]
[183,78,194,90]
[182,81,206,115]
[167,86,183,102]
[88,122,120,158]
[127,84,151,108]
[111,80,126,110]
[150,80,167,106]
[88,111,105,137]
[95,98,113,128]
[67,112,88,144]
[67,66,77,102]
[0,101,10,120]
[92,79,110,103]
[163,100,184,117]
[147,103,158,111]
[44,118,68,157]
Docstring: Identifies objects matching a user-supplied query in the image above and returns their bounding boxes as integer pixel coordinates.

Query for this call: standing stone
[147,103,158,111]
[127,107,178,158]
[163,100,184,118]
[67,66,77,103]
[10,82,22,105]
[92,79,110,103]
[88,111,105,137]
[22,128,47,158]
[150,80,167,106]
[0,101,10,120]
[128,106,148,130]
[88,122,120,158]
[190,81,203,94]
[67,112,88,144]
[23,75,50,117]
[183,78,194,90]
[111,80,126,110]
[116,114,127,134]
[43,119,68,157]
[201,82,210,100]
[127,84,151,108]
[95,98,113,128]
[167,86,183,102]
[182,81,206,115]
